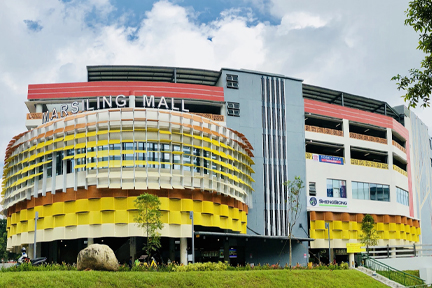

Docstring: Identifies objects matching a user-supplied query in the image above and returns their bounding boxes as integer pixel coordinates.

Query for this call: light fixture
[364,153,370,156]
[335,149,341,152]
[364,129,369,133]
[336,123,340,127]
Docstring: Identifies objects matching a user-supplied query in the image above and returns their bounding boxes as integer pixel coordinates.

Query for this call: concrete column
[220,105,226,120]
[386,128,392,146]
[130,237,136,261]
[129,96,136,108]
[27,244,34,259]
[180,238,187,265]
[349,253,355,268]
[342,119,350,164]
[391,247,397,258]
[87,238,94,247]
[36,104,43,113]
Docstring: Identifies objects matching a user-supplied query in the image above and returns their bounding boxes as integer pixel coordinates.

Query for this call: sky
[0,0,428,172]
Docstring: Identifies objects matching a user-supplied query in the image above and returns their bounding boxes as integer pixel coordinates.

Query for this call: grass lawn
[404,270,420,277]
[377,270,424,287]
[0,269,388,288]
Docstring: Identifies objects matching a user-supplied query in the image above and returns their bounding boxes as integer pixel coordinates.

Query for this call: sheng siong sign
[42,95,189,124]
[307,196,348,209]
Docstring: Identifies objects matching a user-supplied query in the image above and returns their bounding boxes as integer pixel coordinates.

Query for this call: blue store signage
[313,154,344,165]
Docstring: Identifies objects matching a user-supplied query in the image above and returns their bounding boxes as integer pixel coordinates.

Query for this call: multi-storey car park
[2,65,432,265]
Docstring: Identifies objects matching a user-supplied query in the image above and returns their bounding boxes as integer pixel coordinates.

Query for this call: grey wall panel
[409,111,432,245]
[222,69,306,239]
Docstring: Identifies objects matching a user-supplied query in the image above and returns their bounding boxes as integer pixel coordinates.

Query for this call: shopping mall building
[2,66,432,265]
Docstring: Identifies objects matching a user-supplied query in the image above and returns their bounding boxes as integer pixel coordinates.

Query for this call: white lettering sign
[42,95,189,124]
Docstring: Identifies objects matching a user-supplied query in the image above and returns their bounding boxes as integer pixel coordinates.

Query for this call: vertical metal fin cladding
[261,77,287,236]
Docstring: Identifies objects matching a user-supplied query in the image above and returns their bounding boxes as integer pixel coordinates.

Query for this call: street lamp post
[325,222,330,264]
[34,211,39,259]
[189,211,195,264]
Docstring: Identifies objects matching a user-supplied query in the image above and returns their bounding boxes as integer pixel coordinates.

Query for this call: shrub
[0,260,351,272]
[340,262,349,270]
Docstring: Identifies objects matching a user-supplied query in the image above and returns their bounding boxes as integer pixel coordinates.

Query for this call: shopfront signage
[42,95,189,124]
[346,243,366,253]
[312,154,344,165]
[307,196,348,208]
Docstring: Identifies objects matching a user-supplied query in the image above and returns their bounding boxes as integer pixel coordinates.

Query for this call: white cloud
[279,12,328,32]
[0,0,429,175]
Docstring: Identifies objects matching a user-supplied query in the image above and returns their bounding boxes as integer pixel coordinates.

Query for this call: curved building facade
[3,108,254,249]
[3,65,432,265]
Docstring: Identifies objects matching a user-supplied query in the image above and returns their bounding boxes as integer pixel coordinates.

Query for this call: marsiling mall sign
[42,95,189,124]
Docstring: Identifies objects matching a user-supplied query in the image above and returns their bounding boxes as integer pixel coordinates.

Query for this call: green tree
[134,193,164,260]
[283,176,304,268]
[0,219,9,261]
[360,214,379,254]
[392,0,432,108]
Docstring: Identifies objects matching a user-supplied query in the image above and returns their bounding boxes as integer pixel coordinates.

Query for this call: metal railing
[362,255,426,287]
[366,244,432,259]
[349,132,387,144]
[393,164,408,176]
[350,158,388,170]
[305,125,343,136]
[392,140,407,153]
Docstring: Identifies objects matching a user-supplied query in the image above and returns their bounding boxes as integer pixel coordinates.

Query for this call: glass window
[56,151,63,176]
[383,185,390,202]
[370,183,377,200]
[340,180,346,198]
[362,183,369,200]
[122,142,134,151]
[327,179,333,197]
[135,142,145,151]
[352,182,358,199]
[309,182,317,196]
[183,146,191,155]
[172,154,181,164]
[352,181,389,202]
[110,155,121,161]
[172,145,181,152]
[333,179,340,198]
[376,185,383,201]
[396,187,409,206]
[109,144,119,150]
[183,150,191,171]
[136,152,145,161]
[327,179,346,198]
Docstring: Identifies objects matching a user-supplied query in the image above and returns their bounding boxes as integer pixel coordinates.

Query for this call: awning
[194,231,314,242]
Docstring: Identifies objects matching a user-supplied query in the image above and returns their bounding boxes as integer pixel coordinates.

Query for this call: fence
[362,255,426,287]
[365,244,432,259]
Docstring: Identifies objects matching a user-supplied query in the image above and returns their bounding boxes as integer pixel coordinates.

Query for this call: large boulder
[77,244,119,271]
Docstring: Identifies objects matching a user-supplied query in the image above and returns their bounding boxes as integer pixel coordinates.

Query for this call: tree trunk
[146,207,149,259]
[289,233,292,269]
